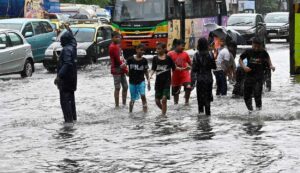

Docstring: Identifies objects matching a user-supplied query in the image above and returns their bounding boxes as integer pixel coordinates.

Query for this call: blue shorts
[129,81,146,101]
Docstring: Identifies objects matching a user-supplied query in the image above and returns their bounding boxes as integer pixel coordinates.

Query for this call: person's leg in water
[233,67,244,97]
[184,83,191,105]
[155,99,162,110]
[244,79,255,112]
[129,84,137,113]
[70,91,77,121]
[220,70,228,96]
[141,95,148,113]
[139,81,147,113]
[161,96,167,116]
[214,71,221,95]
[60,91,73,123]
[264,69,272,92]
[205,103,211,116]
[121,74,128,106]
[129,100,135,113]
[172,86,180,105]
[254,80,263,110]
[113,75,121,107]
[196,84,204,114]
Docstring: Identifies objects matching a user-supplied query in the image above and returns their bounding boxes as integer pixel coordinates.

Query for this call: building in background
[0,0,59,18]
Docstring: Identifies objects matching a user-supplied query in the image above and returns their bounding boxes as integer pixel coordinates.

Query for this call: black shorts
[172,82,192,96]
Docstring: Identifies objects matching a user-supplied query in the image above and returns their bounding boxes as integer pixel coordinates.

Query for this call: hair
[135,43,145,50]
[111,31,120,38]
[252,37,263,45]
[156,42,167,49]
[197,37,209,52]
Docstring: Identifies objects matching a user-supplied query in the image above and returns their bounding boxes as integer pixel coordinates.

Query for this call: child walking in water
[239,37,275,114]
[191,38,217,116]
[150,43,176,116]
[127,44,150,113]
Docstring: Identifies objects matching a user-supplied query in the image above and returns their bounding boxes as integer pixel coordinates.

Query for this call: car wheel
[21,59,33,78]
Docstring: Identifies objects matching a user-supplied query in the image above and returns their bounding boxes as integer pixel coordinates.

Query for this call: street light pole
[178,0,185,41]
[216,0,222,25]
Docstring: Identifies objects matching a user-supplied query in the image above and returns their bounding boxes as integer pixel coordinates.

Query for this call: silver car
[0,29,34,78]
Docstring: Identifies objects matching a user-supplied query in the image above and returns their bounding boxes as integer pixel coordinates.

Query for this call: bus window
[185,0,193,18]
[168,0,180,19]
[114,0,166,22]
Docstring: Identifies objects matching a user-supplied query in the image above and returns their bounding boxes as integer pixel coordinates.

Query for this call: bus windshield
[113,0,166,22]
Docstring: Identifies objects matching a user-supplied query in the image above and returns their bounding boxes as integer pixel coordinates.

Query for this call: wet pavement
[0,41,300,172]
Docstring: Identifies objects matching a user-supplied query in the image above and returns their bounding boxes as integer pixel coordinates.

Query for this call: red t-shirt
[109,43,128,75]
[168,51,192,86]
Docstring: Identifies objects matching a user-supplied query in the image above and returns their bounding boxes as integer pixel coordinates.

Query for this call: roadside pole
[290,0,295,74]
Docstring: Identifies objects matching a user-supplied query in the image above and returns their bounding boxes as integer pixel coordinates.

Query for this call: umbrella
[204,23,246,45]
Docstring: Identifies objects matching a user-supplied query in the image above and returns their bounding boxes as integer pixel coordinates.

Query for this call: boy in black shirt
[239,37,275,113]
[127,44,150,113]
[150,43,176,116]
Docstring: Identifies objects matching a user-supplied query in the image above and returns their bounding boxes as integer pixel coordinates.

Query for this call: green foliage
[60,0,112,7]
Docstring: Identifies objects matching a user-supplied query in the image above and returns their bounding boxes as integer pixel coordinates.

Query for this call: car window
[32,22,45,35]
[0,33,8,47]
[98,27,112,40]
[104,27,112,40]
[97,28,103,39]
[22,23,34,36]
[8,32,23,46]
[41,21,54,33]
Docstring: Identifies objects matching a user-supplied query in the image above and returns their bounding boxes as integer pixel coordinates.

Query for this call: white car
[0,29,34,78]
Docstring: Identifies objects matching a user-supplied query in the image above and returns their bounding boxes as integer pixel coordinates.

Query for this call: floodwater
[0,41,299,173]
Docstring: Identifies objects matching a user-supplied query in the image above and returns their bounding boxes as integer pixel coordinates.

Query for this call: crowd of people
[53,29,275,124]
[109,31,275,117]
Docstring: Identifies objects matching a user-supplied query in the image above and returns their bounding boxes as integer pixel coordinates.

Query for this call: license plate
[132,40,141,46]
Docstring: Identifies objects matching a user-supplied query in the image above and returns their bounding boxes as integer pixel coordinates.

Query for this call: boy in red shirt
[168,39,192,105]
[109,31,128,108]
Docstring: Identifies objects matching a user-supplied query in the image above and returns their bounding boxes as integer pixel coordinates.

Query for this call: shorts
[113,74,128,90]
[172,82,192,96]
[129,81,146,101]
[155,88,170,100]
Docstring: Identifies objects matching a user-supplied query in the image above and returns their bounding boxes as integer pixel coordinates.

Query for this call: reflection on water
[193,116,215,140]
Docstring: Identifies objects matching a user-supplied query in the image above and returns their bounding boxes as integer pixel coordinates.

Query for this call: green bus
[112,0,227,58]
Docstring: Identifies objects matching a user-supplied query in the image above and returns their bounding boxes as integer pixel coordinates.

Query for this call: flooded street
[0,42,300,172]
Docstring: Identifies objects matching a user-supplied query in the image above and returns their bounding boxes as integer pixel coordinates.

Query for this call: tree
[60,0,112,7]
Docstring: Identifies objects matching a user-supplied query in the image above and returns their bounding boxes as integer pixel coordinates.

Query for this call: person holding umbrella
[213,36,231,96]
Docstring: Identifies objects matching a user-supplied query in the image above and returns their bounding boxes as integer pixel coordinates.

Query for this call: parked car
[43,23,113,72]
[227,13,267,45]
[0,29,34,77]
[265,12,289,42]
[0,18,56,62]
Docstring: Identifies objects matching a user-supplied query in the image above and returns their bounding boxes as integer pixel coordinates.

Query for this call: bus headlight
[77,49,87,56]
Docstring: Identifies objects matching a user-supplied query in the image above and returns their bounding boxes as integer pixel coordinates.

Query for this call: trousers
[60,91,77,123]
